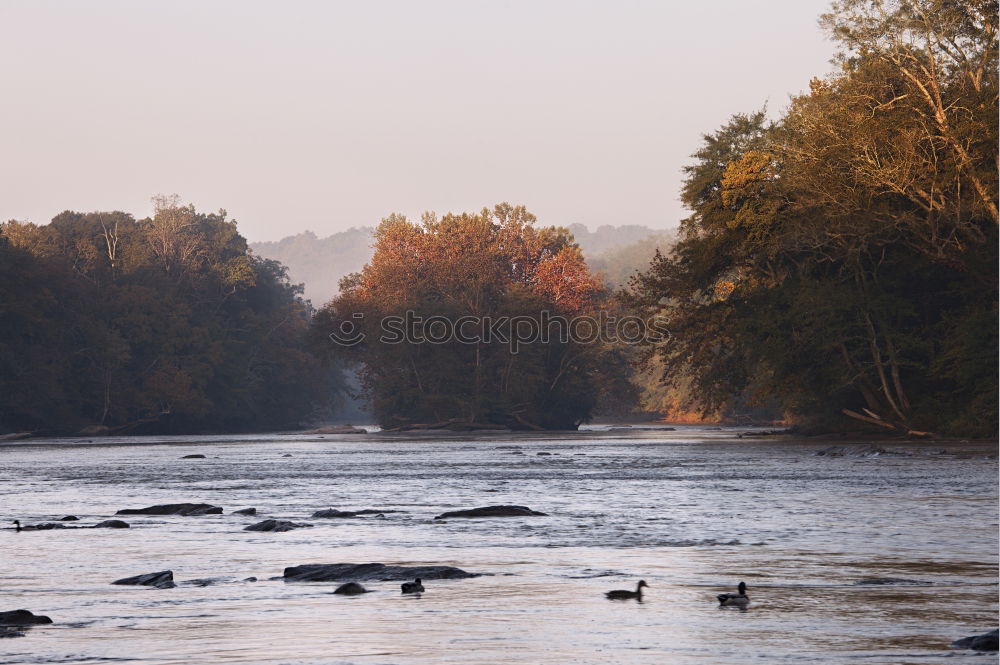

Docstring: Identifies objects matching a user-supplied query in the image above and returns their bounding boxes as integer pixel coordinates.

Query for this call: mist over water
[1,427,996,664]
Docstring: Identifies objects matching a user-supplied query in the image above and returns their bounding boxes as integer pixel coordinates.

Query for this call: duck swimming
[332,582,368,595]
[605,580,648,599]
[401,578,424,594]
[13,520,20,532]
[717,581,749,606]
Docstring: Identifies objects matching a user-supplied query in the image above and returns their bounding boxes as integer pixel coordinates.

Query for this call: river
[1,426,996,664]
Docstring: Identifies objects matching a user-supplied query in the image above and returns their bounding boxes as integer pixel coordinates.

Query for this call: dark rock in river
[332,582,369,595]
[116,503,223,516]
[312,508,358,518]
[181,454,206,459]
[21,522,72,530]
[244,519,312,532]
[951,629,999,651]
[0,609,53,625]
[312,508,398,518]
[93,520,130,529]
[232,507,257,515]
[303,425,367,434]
[434,505,547,519]
[112,570,175,589]
[284,563,479,583]
[59,515,79,521]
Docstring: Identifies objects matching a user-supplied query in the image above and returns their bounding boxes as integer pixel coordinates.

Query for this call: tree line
[0,196,343,434]
[623,0,997,436]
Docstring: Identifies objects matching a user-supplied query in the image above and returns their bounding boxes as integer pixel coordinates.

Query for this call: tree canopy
[623,0,998,436]
[0,199,340,434]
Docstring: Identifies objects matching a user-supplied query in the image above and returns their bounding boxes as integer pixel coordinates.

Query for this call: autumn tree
[624,0,997,436]
[315,204,628,430]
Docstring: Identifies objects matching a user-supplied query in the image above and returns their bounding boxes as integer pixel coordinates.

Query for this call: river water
[1,426,996,664]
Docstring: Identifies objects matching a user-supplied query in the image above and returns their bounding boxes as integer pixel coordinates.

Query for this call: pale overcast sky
[1,0,835,241]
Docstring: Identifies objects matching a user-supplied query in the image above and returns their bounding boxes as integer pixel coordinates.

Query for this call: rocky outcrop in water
[0,610,52,625]
[434,505,547,519]
[116,503,222,516]
[311,508,395,518]
[0,610,51,638]
[93,520,130,529]
[283,563,479,582]
[59,515,79,521]
[303,425,367,434]
[181,454,206,459]
[112,570,175,589]
[233,507,257,515]
[332,582,369,595]
[950,629,998,651]
[244,519,312,532]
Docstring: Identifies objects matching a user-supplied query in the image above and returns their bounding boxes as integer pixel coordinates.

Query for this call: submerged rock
[0,626,25,638]
[232,507,257,516]
[951,629,998,651]
[284,563,479,583]
[332,582,369,595]
[59,515,79,521]
[434,505,547,519]
[244,519,312,532]
[181,454,206,459]
[112,570,175,589]
[312,508,357,518]
[0,610,53,625]
[116,503,222,516]
[303,425,367,434]
[93,520,130,529]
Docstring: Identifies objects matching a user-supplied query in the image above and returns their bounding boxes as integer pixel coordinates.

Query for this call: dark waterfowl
[717,581,749,606]
[401,578,424,594]
[13,520,20,532]
[605,580,648,599]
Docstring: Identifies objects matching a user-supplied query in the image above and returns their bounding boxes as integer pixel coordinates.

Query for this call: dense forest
[0,197,342,435]
[623,0,998,436]
[314,205,638,430]
[2,0,995,437]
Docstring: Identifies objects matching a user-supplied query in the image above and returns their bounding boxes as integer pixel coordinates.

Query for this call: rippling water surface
[1,426,996,664]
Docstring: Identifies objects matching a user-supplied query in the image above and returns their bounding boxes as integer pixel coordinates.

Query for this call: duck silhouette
[401,578,424,594]
[605,580,648,600]
[717,581,750,607]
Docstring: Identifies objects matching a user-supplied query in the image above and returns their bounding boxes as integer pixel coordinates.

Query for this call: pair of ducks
[605,580,750,607]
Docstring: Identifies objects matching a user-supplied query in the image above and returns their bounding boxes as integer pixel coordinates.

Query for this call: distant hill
[251,222,672,304]
[250,227,374,307]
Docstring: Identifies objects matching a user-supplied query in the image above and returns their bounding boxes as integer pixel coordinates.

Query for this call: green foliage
[0,202,340,434]
[623,0,998,436]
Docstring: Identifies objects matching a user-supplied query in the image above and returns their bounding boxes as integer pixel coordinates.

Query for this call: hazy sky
[1,1,835,241]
